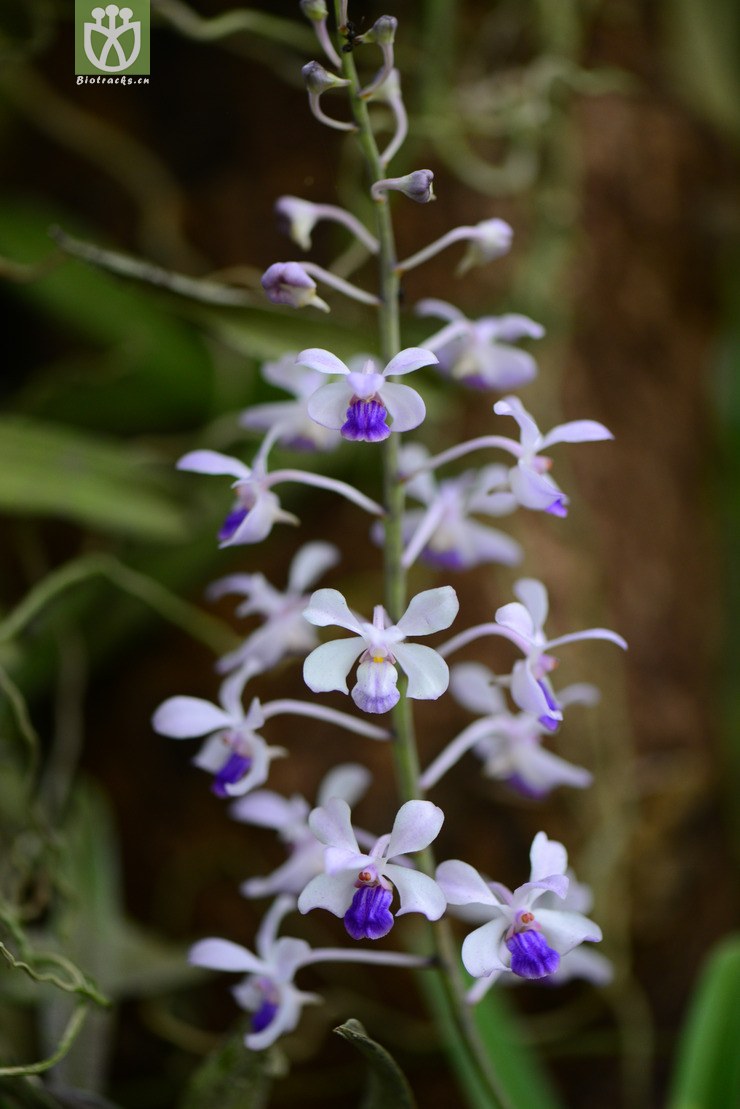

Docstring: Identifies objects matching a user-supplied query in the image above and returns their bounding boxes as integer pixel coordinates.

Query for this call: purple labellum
[219,506,248,542]
[506,929,560,979]
[506,773,550,800]
[421,547,467,571]
[341,399,390,442]
[251,997,279,1033]
[344,884,394,940]
[352,660,400,714]
[211,752,252,797]
[545,496,568,518]
[537,680,561,732]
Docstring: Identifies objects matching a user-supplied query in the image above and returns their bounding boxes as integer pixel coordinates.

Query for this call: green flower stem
[335,14,508,1108]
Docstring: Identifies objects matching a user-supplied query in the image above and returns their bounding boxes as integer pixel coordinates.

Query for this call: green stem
[334,13,508,1107]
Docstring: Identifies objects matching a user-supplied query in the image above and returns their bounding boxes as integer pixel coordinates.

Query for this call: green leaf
[667,934,740,1109]
[0,417,187,540]
[334,1018,416,1109]
[179,1030,272,1109]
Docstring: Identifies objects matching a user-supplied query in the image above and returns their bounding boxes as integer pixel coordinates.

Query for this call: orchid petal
[308,797,360,852]
[530,831,568,881]
[514,578,549,630]
[317,763,372,808]
[307,381,353,430]
[450,663,507,716]
[152,696,232,739]
[177,450,251,480]
[539,419,613,450]
[489,314,545,342]
[384,347,439,376]
[296,347,349,376]
[229,789,305,830]
[303,638,365,694]
[189,938,264,975]
[255,894,296,958]
[380,382,426,432]
[493,397,541,452]
[386,799,444,857]
[510,661,559,720]
[303,588,363,633]
[509,464,568,514]
[288,541,340,594]
[436,860,500,907]
[535,909,603,953]
[298,871,357,916]
[393,642,449,700]
[494,601,536,643]
[461,919,510,978]
[385,865,446,920]
[397,586,459,636]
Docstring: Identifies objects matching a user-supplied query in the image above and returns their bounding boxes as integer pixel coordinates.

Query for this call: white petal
[513,578,549,630]
[288,541,340,594]
[397,586,459,636]
[296,347,349,376]
[317,763,372,808]
[177,449,251,479]
[530,832,568,882]
[189,938,263,975]
[152,696,232,738]
[229,790,305,830]
[488,314,545,342]
[513,746,592,793]
[393,642,449,700]
[510,661,557,719]
[298,871,357,916]
[386,799,444,857]
[435,860,499,906]
[539,419,613,450]
[455,519,522,567]
[241,845,323,899]
[307,381,352,429]
[244,986,316,1051]
[303,588,364,632]
[385,865,446,920]
[509,463,567,514]
[493,397,541,452]
[303,638,365,694]
[494,600,535,642]
[225,491,279,547]
[415,298,464,323]
[472,346,537,391]
[461,919,509,978]
[384,347,439,376]
[450,663,507,716]
[380,382,426,432]
[255,894,296,958]
[535,908,603,953]
[308,797,360,852]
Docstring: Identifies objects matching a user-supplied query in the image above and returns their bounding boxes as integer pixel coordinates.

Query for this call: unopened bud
[372,169,435,204]
[358,15,398,45]
[302,60,348,94]
[458,218,513,274]
[299,0,328,22]
[275,196,318,251]
[261,262,329,312]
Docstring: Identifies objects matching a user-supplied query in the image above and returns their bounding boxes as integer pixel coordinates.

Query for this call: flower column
[332,10,508,1106]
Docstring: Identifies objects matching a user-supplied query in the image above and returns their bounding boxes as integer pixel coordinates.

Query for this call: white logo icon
[84,5,141,72]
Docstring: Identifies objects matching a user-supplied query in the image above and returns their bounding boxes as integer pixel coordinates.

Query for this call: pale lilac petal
[241,845,323,899]
[514,578,549,630]
[554,947,613,986]
[450,663,507,716]
[415,298,464,323]
[177,450,251,480]
[239,400,301,433]
[229,790,305,830]
[380,382,426,432]
[263,357,322,397]
[393,642,449,700]
[191,734,231,773]
[189,938,264,975]
[435,860,499,907]
[386,799,444,857]
[509,464,568,513]
[539,419,613,450]
[494,601,535,643]
[225,492,279,547]
[545,628,628,651]
[152,696,232,739]
[303,588,364,633]
[303,638,365,694]
[222,740,281,798]
[535,909,603,953]
[493,397,540,452]
[307,381,353,430]
[397,586,459,636]
[308,797,360,852]
[298,871,357,916]
[385,865,446,920]
[461,919,509,978]
[488,314,545,342]
[296,347,349,376]
[557,682,601,708]
[317,763,372,808]
[457,519,522,567]
[288,541,340,594]
[514,746,592,793]
[244,986,317,1051]
[475,346,537,391]
[255,894,296,957]
[529,832,568,882]
[510,661,558,720]
[384,347,439,376]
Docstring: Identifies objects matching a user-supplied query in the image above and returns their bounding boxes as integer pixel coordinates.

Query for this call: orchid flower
[397,218,513,276]
[190,894,427,1050]
[417,298,544,391]
[297,346,438,443]
[303,586,459,714]
[440,578,626,729]
[298,798,446,939]
[239,355,342,452]
[209,540,340,675]
[177,429,383,548]
[421,662,596,796]
[230,763,372,899]
[393,443,522,571]
[152,668,389,798]
[436,832,603,993]
[275,196,378,254]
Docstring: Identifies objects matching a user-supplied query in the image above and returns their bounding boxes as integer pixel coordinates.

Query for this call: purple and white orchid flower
[297,346,438,443]
[239,355,342,452]
[152,668,389,799]
[394,443,522,571]
[298,798,446,940]
[417,299,544,391]
[441,578,626,730]
[230,763,372,899]
[190,894,427,1050]
[209,540,340,675]
[177,427,383,547]
[302,585,459,714]
[436,832,603,992]
[421,662,596,796]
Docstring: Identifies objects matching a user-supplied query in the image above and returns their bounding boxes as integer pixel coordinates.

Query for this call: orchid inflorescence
[153,1,627,1081]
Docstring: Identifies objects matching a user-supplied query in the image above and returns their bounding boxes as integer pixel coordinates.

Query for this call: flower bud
[274,196,318,251]
[358,15,398,45]
[299,0,328,22]
[261,262,329,312]
[302,60,348,94]
[458,218,513,274]
[372,169,435,204]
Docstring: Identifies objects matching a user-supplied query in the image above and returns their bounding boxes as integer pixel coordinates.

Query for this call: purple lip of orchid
[211,751,253,798]
[546,496,568,518]
[505,927,560,979]
[505,773,550,800]
[341,398,391,442]
[536,680,562,731]
[250,994,280,1033]
[218,506,249,543]
[344,883,394,940]
[420,547,467,571]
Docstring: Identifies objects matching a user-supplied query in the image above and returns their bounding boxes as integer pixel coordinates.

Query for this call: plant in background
[149,4,629,1105]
